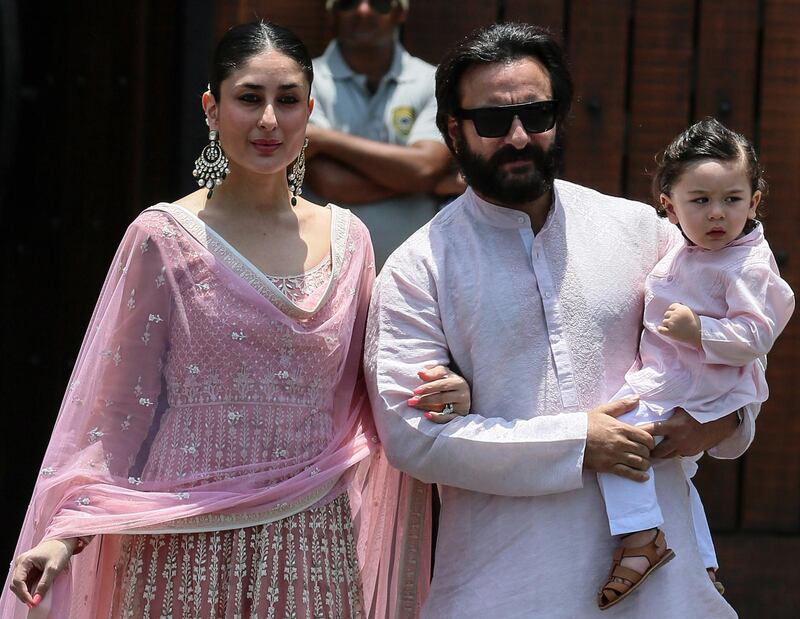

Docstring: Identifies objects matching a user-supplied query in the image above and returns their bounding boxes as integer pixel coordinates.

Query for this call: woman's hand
[9,538,75,607]
[407,365,471,424]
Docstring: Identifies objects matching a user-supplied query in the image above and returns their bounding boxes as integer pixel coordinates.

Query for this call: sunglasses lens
[336,0,393,13]
[371,0,394,13]
[519,105,556,133]
[472,110,513,138]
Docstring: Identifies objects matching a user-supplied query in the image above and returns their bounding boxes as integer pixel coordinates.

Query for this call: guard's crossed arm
[305,123,452,203]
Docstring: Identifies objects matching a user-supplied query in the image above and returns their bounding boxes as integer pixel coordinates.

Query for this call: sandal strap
[611,565,644,585]
[619,529,666,566]
[602,580,631,596]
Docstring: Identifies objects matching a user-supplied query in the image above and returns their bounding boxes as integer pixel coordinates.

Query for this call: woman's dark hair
[652,117,767,217]
[209,21,313,100]
[434,22,573,151]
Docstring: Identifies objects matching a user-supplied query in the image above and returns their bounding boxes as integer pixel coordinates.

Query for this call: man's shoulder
[311,41,342,83]
[396,45,437,81]
[311,54,335,83]
[554,179,651,212]
[381,195,471,269]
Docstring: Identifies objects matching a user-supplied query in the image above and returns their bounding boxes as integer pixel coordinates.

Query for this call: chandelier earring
[192,129,230,199]
[288,137,309,207]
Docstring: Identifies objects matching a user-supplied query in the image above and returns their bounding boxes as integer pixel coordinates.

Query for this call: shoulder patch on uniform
[391,106,417,136]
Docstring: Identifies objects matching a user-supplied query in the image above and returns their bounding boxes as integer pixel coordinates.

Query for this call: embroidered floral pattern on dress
[87,427,104,444]
[265,255,333,305]
[110,494,363,618]
[100,346,122,366]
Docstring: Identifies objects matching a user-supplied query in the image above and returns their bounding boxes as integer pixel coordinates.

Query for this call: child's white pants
[597,395,670,535]
[597,390,719,568]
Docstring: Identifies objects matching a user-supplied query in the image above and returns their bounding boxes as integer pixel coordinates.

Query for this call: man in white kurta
[364,22,757,618]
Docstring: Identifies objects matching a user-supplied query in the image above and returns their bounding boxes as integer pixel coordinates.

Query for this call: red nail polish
[31,594,42,606]
[413,386,425,395]
[424,412,433,420]
[407,397,420,405]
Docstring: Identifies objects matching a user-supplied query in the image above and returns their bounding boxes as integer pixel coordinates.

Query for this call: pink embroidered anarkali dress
[1,204,430,619]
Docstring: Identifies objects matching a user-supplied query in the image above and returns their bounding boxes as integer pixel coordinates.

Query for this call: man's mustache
[490,145,546,166]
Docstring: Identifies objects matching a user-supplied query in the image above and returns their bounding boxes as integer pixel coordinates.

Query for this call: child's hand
[407,365,471,424]
[657,303,702,348]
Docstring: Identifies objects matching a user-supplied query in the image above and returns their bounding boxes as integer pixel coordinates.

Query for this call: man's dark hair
[435,22,573,151]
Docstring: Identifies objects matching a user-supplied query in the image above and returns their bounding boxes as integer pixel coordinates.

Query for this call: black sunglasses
[334,0,395,14]
[457,100,559,138]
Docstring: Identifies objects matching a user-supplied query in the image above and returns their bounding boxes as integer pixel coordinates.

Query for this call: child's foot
[597,528,676,610]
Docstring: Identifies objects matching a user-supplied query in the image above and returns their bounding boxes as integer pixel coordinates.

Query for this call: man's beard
[453,128,562,206]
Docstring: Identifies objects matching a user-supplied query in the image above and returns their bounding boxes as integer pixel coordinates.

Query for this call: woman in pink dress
[3,21,468,618]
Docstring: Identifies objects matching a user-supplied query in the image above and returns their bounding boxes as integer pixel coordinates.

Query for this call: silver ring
[442,403,455,415]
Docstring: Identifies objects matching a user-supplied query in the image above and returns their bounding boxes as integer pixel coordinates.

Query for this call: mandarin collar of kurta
[683,219,764,253]
[465,185,562,234]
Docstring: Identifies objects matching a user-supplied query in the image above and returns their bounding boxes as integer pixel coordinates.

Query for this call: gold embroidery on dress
[111,494,363,618]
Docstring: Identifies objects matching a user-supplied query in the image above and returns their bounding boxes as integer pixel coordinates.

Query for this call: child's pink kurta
[626,223,795,421]
[2,204,430,618]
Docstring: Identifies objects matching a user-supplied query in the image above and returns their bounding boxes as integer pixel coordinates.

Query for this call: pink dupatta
[1,204,430,618]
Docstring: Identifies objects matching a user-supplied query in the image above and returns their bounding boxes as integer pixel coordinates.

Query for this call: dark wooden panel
[715,533,800,618]
[504,0,565,39]
[624,0,695,203]
[402,1,499,65]
[693,459,740,532]
[693,0,759,131]
[689,0,761,531]
[560,0,629,196]
[2,0,183,565]
[214,0,331,57]
[740,0,800,532]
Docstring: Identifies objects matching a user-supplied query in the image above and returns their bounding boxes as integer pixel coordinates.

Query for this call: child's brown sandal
[597,529,676,610]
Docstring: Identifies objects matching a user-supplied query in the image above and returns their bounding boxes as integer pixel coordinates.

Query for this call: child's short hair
[651,117,767,217]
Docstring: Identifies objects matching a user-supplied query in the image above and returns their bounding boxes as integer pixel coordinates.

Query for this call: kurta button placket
[519,209,579,409]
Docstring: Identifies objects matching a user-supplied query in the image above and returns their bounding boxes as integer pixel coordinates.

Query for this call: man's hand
[585,397,655,482]
[657,302,702,348]
[641,408,739,458]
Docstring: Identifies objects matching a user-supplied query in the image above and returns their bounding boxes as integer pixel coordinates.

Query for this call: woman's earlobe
[202,91,219,129]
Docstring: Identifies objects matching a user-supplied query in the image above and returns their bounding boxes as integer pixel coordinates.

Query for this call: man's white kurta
[365,180,756,618]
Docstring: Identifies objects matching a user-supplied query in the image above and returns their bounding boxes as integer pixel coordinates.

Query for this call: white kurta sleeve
[364,264,588,497]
